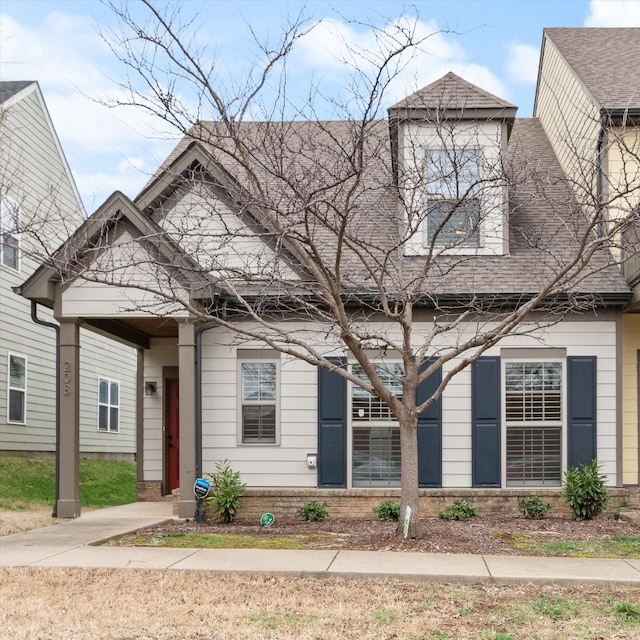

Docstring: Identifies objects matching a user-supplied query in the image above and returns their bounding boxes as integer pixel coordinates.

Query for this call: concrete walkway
[1,502,639,585]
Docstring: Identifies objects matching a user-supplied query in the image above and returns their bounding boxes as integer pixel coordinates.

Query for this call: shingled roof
[0,81,35,105]
[544,28,640,110]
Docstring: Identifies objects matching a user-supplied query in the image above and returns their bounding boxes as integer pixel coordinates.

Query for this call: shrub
[518,496,551,519]
[296,500,329,521]
[438,499,478,521]
[562,459,609,521]
[206,459,246,523]
[373,500,400,522]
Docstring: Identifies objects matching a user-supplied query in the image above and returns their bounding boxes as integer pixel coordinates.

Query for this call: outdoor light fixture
[144,381,157,396]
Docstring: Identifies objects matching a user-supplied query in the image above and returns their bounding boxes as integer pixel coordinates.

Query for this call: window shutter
[417,359,442,487]
[567,356,597,468]
[317,358,347,488]
[472,357,501,487]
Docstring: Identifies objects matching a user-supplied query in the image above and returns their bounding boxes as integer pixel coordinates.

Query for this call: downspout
[29,300,61,517]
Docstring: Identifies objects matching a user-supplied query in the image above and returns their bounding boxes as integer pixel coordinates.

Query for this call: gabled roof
[392,72,515,111]
[544,28,640,110]
[0,80,35,105]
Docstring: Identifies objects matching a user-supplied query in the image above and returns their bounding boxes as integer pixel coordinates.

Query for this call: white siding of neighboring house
[534,35,601,209]
[190,313,618,489]
[0,83,137,457]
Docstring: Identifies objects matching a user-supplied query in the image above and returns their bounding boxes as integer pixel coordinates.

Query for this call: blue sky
[2,0,640,211]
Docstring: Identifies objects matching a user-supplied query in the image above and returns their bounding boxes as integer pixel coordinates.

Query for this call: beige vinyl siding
[622,314,640,485]
[0,84,137,456]
[534,36,601,210]
[606,127,640,227]
[197,314,619,489]
[142,338,178,482]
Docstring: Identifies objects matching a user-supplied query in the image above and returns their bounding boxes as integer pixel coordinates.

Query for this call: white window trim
[1,194,21,272]
[501,357,566,488]
[7,353,27,425]
[97,377,120,433]
[237,353,281,446]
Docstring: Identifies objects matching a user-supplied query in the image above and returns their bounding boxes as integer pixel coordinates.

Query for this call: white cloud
[295,17,508,107]
[505,43,540,85]
[585,0,640,26]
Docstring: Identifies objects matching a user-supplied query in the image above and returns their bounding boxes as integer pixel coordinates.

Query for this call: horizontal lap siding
[200,332,318,486]
[622,315,640,485]
[197,314,619,489]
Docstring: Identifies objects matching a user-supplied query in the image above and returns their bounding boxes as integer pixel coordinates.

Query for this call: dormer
[389,72,517,256]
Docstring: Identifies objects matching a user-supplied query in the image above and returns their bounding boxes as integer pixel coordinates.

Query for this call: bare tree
[19,3,640,537]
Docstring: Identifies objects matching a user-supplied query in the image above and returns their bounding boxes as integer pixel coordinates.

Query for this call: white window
[98,378,119,432]
[239,359,279,444]
[424,148,481,246]
[504,361,563,486]
[8,354,26,424]
[351,363,403,487]
[1,194,20,271]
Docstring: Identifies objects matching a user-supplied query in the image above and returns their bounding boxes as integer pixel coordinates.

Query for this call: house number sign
[62,361,73,396]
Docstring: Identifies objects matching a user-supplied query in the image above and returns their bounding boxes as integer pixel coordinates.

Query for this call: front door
[166,378,180,493]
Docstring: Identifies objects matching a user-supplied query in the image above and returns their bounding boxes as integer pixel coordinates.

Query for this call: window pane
[2,234,19,270]
[110,382,119,406]
[9,389,25,423]
[9,356,25,388]
[98,405,108,430]
[507,425,561,486]
[426,148,479,198]
[505,362,562,422]
[352,363,403,422]
[109,407,119,432]
[242,363,276,401]
[242,405,276,443]
[352,426,401,487]
[426,200,480,245]
[99,379,109,404]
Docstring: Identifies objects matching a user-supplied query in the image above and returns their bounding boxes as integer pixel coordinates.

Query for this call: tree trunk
[398,413,419,539]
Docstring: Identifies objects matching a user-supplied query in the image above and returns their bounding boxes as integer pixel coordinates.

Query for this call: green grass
[0,455,136,509]
[105,531,332,549]
[512,535,640,559]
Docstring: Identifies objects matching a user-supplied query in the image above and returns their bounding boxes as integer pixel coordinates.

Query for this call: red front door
[166,378,180,493]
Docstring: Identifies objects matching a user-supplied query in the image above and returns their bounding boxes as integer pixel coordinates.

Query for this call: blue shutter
[472,357,501,487]
[317,358,347,488]
[417,359,442,487]
[567,356,597,468]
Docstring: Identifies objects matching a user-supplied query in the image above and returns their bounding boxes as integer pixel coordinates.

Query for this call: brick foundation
[171,486,631,520]
[136,482,168,502]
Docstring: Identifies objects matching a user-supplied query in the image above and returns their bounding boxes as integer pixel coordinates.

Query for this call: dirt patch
[125,514,640,555]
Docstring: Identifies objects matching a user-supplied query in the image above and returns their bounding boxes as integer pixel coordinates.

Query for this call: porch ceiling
[84,316,179,349]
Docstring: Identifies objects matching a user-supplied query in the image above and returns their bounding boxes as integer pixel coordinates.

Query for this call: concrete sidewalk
[1,502,639,585]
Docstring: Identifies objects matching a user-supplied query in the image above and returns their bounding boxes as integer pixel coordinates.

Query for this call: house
[534,28,640,498]
[19,46,639,519]
[0,81,137,478]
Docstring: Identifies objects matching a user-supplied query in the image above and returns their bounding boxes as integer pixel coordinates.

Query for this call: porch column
[57,318,81,518]
[178,322,197,518]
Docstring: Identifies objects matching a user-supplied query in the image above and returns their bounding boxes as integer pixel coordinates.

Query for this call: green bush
[438,499,478,521]
[296,500,329,521]
[518,496,551,519]
[206,459,246,523]
[373,500,400,522]
[562,459,609,521]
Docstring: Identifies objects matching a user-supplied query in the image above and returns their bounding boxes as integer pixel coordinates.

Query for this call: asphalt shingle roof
[0,81,35,105]
[545,28,640,110]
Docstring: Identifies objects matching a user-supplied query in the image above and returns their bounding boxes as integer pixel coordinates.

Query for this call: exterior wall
[199,313,620,489]
[399,120,507,256]
[0,84,137,457]
[606,126,640,224]
[622,314,640,485]
[141,338,178,485]
[534,35,601,209]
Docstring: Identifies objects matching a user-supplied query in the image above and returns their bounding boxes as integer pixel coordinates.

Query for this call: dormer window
[425,148,481,246]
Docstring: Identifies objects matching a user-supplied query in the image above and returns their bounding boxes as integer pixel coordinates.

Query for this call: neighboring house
[0,81,137,464]
[534,28,640,494]
[20,62,637,518]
